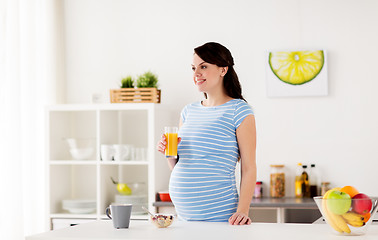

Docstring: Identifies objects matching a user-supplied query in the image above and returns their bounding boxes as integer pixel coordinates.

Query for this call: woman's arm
[229,114,257,225]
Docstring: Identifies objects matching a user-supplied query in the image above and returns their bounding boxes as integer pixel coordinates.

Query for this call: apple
[352,193,372,214]
[327,190,352,215]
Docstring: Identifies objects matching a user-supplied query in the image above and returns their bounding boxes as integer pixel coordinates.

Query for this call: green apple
[327,190,351,215]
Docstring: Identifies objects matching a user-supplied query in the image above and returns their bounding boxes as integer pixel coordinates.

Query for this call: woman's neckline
[200,98,237,108]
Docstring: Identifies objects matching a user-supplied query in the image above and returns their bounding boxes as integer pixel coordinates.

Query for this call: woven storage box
[110,88,161,103]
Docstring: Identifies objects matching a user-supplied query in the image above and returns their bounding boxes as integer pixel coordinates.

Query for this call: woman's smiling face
[191,54,227,94]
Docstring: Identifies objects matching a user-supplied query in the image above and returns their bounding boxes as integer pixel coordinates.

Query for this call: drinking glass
[164,127,178,158]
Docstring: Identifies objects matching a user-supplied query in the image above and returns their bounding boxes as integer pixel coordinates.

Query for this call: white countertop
[26,220,378,240]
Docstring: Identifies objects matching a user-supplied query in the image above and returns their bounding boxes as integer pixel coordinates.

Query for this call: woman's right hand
[156,134,181,155]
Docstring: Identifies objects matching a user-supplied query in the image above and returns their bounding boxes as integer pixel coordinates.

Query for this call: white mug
[113,144,130,161]
[123,144,134,160]
[101,145,114,161]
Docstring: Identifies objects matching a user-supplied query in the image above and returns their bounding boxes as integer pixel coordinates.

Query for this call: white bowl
[65,138,95,149]
[69,148,94,160]
[115,194,147,204]
[62,199,96,208]
[63,207,96,214]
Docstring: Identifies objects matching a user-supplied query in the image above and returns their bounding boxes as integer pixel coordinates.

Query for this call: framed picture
[266,49,328,97]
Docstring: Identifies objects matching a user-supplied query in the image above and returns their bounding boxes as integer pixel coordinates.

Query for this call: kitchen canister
[254,181,263,198]
[270,165,285,198]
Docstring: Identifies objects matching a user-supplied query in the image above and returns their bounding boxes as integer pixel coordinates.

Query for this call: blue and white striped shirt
[169,99,254,222]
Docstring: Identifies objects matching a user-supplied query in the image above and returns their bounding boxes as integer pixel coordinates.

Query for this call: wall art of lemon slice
[269,50,324,85]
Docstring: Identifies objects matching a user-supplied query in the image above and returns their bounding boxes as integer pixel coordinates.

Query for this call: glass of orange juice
[164,127,178,158]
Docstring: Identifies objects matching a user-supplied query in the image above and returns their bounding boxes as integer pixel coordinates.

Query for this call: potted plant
[110,71,161,103]
[121,75,135,88]
[136,71,158,88]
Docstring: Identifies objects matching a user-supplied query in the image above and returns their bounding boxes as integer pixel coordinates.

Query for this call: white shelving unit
[46,103,173,230]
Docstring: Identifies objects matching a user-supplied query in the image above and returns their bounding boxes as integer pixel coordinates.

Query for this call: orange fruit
[362,212,371,222]
[340,185,359,198]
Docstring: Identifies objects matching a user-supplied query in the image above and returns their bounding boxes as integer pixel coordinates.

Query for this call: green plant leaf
[121,76,134,88]
[136,71,158,88]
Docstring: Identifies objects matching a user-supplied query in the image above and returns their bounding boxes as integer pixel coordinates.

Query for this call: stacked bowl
[62,199,96,214]
[114,195,147,215]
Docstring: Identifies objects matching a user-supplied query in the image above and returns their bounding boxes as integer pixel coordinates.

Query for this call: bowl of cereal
[150,214,175,228]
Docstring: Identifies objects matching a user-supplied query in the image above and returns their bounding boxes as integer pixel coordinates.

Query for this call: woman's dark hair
[194,42,246,102]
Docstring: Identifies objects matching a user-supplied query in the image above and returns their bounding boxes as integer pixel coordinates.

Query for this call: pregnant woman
[157,42,257,225]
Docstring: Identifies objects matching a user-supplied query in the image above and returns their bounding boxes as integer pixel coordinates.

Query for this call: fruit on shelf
[111,177,132,195]
[352,193,372,215]
[340,185,359,198]
[322,188,351,233]
[327,190,352,215]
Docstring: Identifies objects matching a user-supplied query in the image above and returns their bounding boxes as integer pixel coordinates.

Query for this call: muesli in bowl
[150,214,175,228]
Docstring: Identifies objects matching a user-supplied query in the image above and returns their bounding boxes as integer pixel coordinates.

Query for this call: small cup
[123,144,134,160]
[164,127,178,158]
[106,204,132,229]
[113,144,130,161]
[100,145,114,161]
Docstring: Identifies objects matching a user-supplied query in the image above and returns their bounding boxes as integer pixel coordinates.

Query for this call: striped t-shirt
[169,99,254,222]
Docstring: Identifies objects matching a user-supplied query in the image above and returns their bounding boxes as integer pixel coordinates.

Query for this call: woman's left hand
[228,212,251,225]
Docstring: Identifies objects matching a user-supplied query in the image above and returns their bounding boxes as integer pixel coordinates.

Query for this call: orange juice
[165,133,178,157]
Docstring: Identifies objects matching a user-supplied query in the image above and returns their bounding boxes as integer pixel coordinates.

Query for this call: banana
[322,189,343,233]
[342,212,365,227]
[346,220,365,227]
[328,211,351,233]
[342,212,365,222]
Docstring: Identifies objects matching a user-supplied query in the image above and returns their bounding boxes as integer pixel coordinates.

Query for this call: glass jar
[270,165,285,198]
[321,182,330,196]
[254,181,263,198]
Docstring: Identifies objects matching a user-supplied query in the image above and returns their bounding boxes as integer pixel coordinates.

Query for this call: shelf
[100,214,149,220]
[46,103,156,111]
[50,213,97,219]
[46,104,173,230]
[50,160,97,165]
[99,161,148,166]
[49,161,149,166]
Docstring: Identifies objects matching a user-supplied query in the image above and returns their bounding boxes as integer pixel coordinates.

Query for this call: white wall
[63,0,378,196]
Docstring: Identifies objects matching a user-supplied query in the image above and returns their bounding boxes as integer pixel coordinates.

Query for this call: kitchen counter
[154,197,318,208]
[154,197,319,223]
[26,220,378,240]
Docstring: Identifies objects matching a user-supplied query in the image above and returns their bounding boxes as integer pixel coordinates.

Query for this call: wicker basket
[110,88,161,103]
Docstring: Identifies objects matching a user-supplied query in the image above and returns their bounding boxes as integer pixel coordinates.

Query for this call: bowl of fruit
[314,186,378,236]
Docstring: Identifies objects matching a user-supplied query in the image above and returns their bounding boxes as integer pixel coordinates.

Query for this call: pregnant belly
[169,167,237,207]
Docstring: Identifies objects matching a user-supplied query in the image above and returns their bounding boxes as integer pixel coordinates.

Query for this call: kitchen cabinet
[46,103,173,230]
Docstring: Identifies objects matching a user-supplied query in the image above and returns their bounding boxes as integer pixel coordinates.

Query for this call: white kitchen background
[1,0,378,239]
